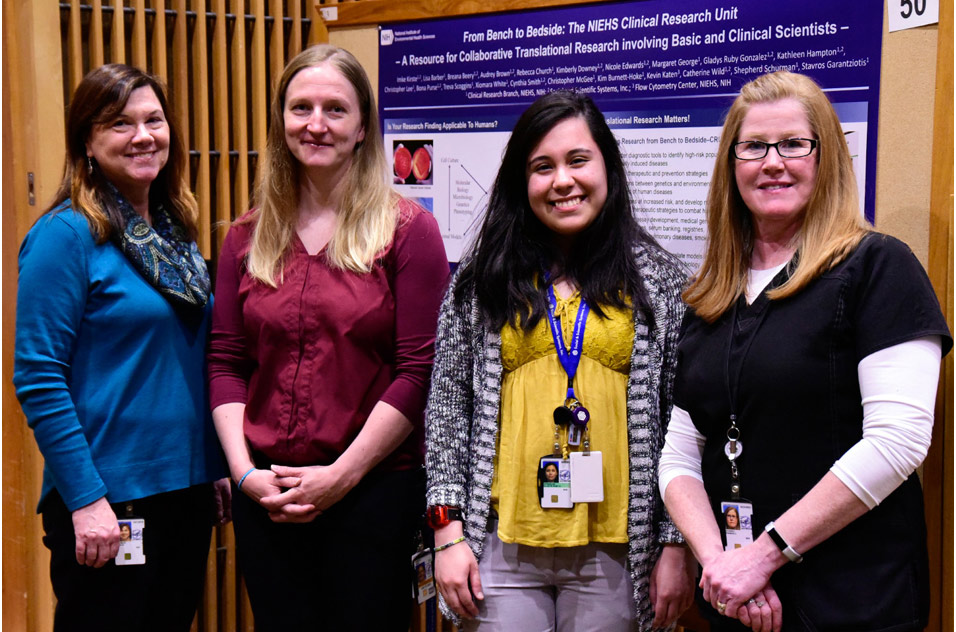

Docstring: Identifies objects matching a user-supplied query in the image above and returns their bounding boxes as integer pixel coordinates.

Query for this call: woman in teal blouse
[14,64,227,632]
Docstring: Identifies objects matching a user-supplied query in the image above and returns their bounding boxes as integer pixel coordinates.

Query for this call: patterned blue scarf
[109,186,211,313]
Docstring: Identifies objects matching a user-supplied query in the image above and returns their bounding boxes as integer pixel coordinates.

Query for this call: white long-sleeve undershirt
[659,336,942,509]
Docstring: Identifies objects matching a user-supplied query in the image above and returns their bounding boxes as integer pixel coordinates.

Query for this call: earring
[87,157,94,175]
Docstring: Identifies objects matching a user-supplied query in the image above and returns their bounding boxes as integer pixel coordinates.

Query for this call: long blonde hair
[684,71,869,322]
[48,64,198,242]
[245,45,397,286]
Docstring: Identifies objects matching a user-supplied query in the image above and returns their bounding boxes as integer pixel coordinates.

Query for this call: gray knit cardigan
[425,241,688,631]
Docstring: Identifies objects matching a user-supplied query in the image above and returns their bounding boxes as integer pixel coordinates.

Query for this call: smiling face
[734,99,818,238]
[526,116,608,249]
[120,523,131,541]
[85,86,169,202]
[283,63,366,179]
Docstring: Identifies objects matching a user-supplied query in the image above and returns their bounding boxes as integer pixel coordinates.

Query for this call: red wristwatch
[425,505,463,529]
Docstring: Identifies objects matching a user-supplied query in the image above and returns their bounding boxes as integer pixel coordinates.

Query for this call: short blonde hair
[245,45,397,286]
[684,71,869,321]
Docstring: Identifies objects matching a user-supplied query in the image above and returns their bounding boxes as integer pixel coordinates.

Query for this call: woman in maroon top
[208,45,448,631]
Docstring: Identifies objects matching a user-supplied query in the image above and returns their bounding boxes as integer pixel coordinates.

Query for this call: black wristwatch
[425,505,463,530]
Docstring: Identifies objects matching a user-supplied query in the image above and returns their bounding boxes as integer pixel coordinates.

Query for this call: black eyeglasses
[733,138,818,160]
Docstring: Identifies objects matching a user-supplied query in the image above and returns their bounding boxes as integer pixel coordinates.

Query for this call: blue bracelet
[236,467,256,490]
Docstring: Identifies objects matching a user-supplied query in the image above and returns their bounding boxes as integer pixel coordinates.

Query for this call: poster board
[376,0,883,266]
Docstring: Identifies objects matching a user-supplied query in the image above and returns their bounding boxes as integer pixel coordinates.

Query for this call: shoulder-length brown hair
[244,44,397,286]
[47,63,198,243]
[684,71,869,322]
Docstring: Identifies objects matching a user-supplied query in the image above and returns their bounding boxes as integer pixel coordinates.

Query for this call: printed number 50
[900,0,926,18]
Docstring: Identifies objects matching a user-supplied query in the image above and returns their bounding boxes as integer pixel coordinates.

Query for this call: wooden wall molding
[3,1,65,630]
[924,0,954,630]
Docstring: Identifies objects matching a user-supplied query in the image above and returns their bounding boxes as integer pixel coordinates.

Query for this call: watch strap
[764,521,804,563]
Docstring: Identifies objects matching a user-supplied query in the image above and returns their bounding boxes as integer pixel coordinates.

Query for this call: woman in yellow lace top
[425,91,696,631]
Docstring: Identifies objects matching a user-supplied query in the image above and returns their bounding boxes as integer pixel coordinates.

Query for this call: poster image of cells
[393,140,433,185]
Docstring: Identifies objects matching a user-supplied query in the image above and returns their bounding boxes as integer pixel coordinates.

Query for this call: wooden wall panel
[231,0,251,236]
[3,1,66,631]
[191,0,212,256]
[172,0,190,150]
[132,0,149,70]
[153,0,169,81]
[90,0,105,66]
[111,0,127,63]
[251,0,269,155]
[67,0,84,91]
[271,0,286,86]
[289,0,303,56]
[213,1,232,249]
[924,2,954,631]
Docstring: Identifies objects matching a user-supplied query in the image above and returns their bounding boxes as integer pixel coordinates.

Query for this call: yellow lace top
[491,291,634,547]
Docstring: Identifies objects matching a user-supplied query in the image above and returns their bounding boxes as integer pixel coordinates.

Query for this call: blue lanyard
[546,285,590,400]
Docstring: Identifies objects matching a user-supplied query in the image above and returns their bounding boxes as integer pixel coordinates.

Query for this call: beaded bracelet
[433,536,466,553]
[236,467,256,490]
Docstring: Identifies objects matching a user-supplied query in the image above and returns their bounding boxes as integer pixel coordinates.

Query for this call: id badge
[569,451,604,503]
[567,424,583,447]
[410,549,436,603]
[720,501,754,551]
[538,456,572,508]
[115,518,146,565]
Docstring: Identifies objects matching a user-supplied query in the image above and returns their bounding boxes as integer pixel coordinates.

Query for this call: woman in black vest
[658,71,951,632]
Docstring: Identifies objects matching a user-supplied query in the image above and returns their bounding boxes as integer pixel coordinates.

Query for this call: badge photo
[410,549,436,604]
[720,501,754,551]
[115,518,146,565]
[538,456,572,509]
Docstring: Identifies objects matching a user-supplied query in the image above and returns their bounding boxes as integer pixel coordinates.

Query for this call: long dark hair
[48,63,197,243]
[454,90,656,330]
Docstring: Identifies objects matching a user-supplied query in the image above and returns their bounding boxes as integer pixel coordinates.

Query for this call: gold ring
[717,601,727,614]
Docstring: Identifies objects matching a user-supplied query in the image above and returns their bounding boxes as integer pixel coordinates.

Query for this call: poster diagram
[388,130,507,261]
[379,0,883,266]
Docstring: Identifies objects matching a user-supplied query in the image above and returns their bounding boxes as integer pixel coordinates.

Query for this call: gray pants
[463,522,634,632]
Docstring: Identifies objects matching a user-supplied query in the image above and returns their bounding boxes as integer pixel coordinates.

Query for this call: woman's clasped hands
[240,463,358,523]
[699,543,783,632]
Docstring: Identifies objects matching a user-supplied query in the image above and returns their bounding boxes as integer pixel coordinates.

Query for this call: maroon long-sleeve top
[208,200,449,471]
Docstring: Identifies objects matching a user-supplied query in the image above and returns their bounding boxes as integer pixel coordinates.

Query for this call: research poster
[378,0,883,266]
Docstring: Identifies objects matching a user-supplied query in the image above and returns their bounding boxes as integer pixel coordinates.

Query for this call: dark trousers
[232,467,424,632]
[41,485,214,632]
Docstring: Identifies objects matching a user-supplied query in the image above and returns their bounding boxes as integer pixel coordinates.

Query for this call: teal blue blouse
[14,205,225,512]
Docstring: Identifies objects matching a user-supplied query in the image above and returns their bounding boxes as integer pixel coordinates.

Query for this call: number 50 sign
[888,0,940,32]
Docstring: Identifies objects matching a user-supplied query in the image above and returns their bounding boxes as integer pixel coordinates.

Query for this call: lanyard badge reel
[538,286,603,508]
[720,300,771,551]
[721,414,754,550]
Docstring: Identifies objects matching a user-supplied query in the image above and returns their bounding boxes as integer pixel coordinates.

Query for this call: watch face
[426,506,445,529]
[426,506,458,529]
